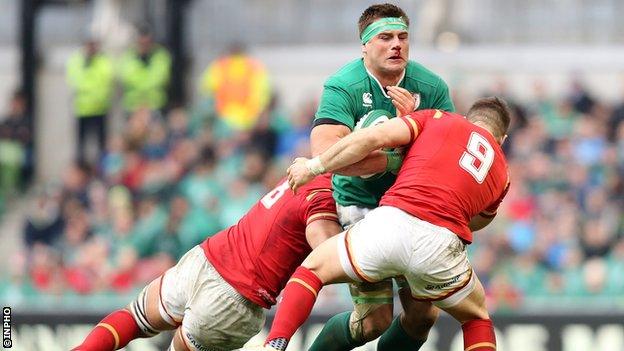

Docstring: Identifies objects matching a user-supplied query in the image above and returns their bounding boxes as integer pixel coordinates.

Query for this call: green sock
[308,311,365,351]
[376,316,426,351]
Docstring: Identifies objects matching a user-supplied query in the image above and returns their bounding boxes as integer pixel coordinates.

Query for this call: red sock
[72,309,141,350]
[462,319,497,350]
[266,266,323,344]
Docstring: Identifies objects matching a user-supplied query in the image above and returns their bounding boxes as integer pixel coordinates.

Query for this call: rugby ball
[353,109,399,179]
[354,109,393,130]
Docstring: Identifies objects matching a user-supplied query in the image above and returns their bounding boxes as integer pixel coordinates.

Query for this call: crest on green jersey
[362,92,373,107]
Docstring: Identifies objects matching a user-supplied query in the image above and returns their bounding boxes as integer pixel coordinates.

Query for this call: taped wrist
[306,156,326,176]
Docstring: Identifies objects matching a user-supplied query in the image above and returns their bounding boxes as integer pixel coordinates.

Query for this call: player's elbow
[311,125,351,156]
[469,214,495,232]
[306,220,342,249]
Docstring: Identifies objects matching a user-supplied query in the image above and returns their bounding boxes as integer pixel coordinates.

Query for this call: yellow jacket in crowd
[201,54,270,130]
[119,45,172,112]
[66,52,114,117]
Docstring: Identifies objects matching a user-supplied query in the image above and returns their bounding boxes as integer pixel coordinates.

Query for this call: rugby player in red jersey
[243,97,511,351]
[72,175,341,351]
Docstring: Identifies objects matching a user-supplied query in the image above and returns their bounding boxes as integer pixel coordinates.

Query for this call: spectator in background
[607,81,624,142]
[200,42,271,131]
[276,99,315,158]
[568,78,596,115]
[23,185,64,248]
[60,161,93,208]
[66,38,114,164]
[119,26,171,114]
[249,110,278,159]
[0,90,31,196]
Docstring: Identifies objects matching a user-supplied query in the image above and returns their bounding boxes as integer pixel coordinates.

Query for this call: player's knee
[360,305,393,341]
[442,283,490,323]
[128,280,175,336]
[301,257,332,284]
[465,280,489,321]
[466,299,490,321]
[170,328,190,351]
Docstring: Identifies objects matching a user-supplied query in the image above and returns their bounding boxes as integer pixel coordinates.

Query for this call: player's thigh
[403,221,477,312]
[440,276,489,323]
[170,327,189,351]
[127,268,185,334]
[142,277,177,331]
[181,257,265,350]
[301,231,354,284]
[158,246,210,327]
[337,207,414,284]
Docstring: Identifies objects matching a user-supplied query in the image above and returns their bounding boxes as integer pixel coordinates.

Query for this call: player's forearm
[333,150,387,176]
[318,130,382,174]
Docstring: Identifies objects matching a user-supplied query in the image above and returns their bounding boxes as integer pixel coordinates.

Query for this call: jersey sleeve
[432,77,455,112]
[403,109,441,140]
[314,78,356,129]
[302,190,339,225]
[399,115,419,143]
[480,179,510,218]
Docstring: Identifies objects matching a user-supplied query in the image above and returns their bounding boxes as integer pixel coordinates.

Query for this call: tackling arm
[311,125,389,176]
[470,180,510,231]
[314,117,415,175]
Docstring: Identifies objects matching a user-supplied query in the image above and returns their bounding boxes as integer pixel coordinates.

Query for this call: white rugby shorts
[337,206,476,308]
[159,246,265,350]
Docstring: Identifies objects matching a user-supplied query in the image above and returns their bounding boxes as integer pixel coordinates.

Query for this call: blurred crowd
[0,34,623,312]
[12,98,306,299]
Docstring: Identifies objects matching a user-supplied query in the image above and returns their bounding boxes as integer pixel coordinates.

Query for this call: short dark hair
[466,97,512,139]
[358,3,410,37]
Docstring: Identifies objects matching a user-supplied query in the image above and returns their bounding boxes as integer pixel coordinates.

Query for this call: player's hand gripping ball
[353,109,404,179]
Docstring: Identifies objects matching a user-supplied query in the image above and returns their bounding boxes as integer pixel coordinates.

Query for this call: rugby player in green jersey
[308,4,455,351]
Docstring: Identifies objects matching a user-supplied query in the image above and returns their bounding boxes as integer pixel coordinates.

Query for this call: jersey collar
[364,64,406,99]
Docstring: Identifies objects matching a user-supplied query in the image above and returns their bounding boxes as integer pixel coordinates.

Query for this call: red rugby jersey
[201,175,338,308]
[380,109,509,243]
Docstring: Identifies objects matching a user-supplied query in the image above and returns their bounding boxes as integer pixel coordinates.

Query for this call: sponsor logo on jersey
[362,92,373,107]
[412,92,421,110]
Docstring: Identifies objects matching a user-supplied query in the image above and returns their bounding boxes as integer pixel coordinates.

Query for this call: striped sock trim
[130,288,159,336]
[465,342,496,351]
[96,323,120,349]
[288,278,319,297]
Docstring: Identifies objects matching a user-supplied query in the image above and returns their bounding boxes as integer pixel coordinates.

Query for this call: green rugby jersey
[314,58,455,208]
